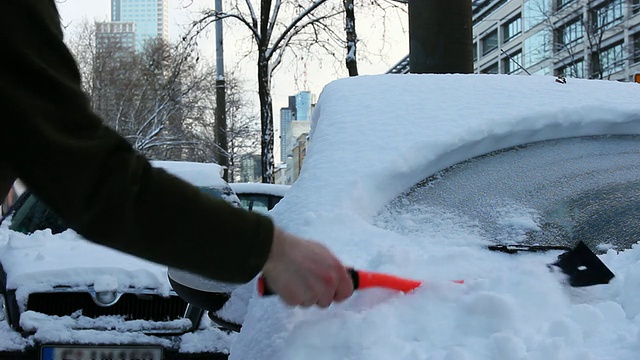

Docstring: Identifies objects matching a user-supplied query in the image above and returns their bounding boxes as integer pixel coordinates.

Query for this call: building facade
[294,91,315,121]
[111,0,169,50]
[290,133,310,184]
[474,0,640,80]
[279,96,296,163]
[95,22,136,53]
[278,91,316,182]
[390,0,640,81]
[239,154,262,183]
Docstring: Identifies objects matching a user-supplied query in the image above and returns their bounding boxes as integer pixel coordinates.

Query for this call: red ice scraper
[257,268,464,296]
[258,241,615,297]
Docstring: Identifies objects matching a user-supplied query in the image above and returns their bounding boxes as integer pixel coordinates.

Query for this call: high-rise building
[95,22,136,54]
[240,155,262,183]
[279,91,317,164]
[294,91,315,121]
[389,0,640,82]
[111,0,169,50]
[279,96,296,163]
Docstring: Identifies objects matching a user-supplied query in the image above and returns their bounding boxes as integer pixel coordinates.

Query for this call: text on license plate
[41,346,163,360]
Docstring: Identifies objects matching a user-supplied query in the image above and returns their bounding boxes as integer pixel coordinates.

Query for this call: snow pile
[231,74,640,359]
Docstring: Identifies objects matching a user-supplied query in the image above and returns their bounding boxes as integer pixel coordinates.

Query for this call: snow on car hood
[0,225,171,302]
[0,161,229,300]
[230,74,640,360]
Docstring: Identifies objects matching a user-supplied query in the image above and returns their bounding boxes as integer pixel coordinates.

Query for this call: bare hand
[260,227,354,307]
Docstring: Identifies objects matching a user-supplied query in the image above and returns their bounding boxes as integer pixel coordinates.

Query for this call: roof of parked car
[151,160,227,188]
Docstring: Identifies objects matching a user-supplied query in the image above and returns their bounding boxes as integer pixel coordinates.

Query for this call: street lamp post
[214,0,228,181]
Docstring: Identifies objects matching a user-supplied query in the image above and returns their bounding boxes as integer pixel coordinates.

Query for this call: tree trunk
[409,0,473,74]
[344,0,359,76]
[258,0,275,184]
[257,53,275,184]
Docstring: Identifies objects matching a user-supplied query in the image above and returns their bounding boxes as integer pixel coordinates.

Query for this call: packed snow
[229,74,640,360]
[1,74,640,359]
[0,160,237,353]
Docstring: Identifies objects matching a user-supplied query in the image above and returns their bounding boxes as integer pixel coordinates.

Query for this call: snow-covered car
[221,75,640,360]
[0,161,238,359]
[229,183,290,214]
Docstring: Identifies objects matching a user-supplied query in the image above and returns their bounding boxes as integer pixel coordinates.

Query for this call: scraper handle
[257,268,463,296]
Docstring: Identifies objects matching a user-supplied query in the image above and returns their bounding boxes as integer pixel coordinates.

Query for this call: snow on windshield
[376,136,640,248]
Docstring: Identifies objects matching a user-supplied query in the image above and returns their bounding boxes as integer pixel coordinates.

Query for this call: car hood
[230,74,640,359]
[0,225,171,297]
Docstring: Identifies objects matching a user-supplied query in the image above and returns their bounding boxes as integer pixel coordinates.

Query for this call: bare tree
[186,68,261,180]
[65,20,98,98]
[344,0,359,76]
[187,0,405,183]
[64,20,260,169]
[90,38,202,158]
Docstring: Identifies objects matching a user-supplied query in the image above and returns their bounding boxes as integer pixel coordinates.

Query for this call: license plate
[41,345,163,360]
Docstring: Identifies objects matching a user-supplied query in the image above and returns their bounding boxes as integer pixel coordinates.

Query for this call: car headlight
[94,290,118,306]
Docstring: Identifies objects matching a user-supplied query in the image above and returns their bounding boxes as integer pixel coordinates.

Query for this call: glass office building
[111,0,169,50]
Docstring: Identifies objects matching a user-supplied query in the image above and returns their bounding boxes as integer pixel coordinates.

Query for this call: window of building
[592,0,624,32]
[502,51,524,74]
[634,0,639,14]
[524,30,552,67]
[481,30,499,55]
[633,33,640,64]
[473,42,478,61]
[556,19,584,50]
[556,0,576,10]
[592,42,625,78]
[558,59,585,78]
[524,0,549,31]
[481,62,499,74]
[533,67,551,75]
[502,16,522,43]
[473,0,509,25]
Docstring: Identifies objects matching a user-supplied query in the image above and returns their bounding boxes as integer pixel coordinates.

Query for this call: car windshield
[199,186,241,207]
[374,135,640,252]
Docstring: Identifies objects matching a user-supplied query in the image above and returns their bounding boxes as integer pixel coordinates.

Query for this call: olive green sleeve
[0,0,273,283]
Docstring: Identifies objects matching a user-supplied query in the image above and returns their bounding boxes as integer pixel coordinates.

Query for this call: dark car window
[199,186,242,208]
[6,186,239,235]
[238,194,271,214]
[9,193,68,235]
[374,135,640,252]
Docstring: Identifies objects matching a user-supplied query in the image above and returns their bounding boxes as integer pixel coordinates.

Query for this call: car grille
[26,292,188,321]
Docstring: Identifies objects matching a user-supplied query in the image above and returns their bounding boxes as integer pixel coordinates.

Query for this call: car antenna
[501,48,531,75]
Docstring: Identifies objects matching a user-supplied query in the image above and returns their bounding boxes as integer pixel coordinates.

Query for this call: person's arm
[0,0,353,306]
[0,0,272,283]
